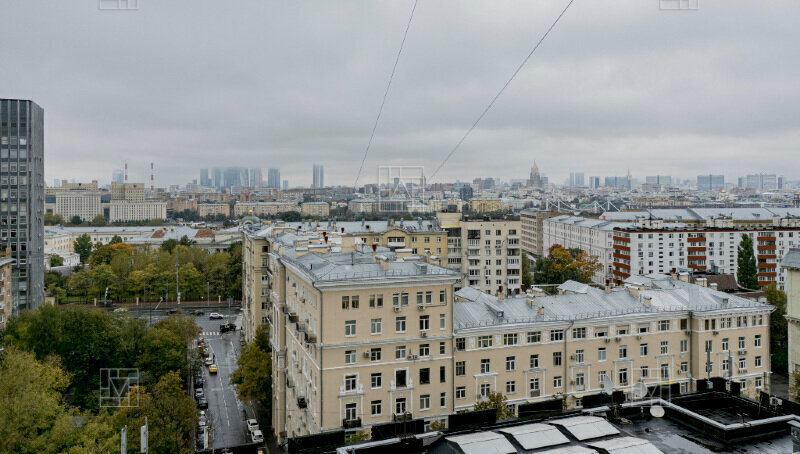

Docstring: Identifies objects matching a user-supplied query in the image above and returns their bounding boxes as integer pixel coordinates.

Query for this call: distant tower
[112,169,124,184]
[124,162,128,182]
[528,161,543,188]
[313,164,324,188]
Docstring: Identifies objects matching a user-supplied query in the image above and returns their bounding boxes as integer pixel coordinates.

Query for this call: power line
[353,0,420,189]
[428,0,576,181]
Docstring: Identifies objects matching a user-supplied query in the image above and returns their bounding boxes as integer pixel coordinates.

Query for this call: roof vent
[643,296,652,308]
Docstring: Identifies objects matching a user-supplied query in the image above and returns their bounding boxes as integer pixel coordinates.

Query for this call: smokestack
[124,162,128,182]
[150,162,154,192]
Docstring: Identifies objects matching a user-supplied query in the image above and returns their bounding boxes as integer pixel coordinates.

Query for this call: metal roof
[444,431,517,454]
[537,447,597,454]
[497,423,570,450]
[549,416,620,441]
[780,248,800,270]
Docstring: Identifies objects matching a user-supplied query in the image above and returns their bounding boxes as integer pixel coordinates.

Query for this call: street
[196,313,256,450]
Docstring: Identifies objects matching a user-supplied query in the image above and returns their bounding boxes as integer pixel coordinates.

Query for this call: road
[196,313,253,450]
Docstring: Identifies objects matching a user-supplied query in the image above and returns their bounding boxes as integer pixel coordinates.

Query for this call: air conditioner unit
[421,332,428,338]
[393,306,401,312]
[678,369,685,375]
[417,303,426,310]
[739,369,747,373]
[363,352,371,358]
[637,335,643,340]
[569,355,576,360]
[738,349,747,355]
[570,380,576,385]
[615,337,622,342]
[408,354,418,360]
[605,338,612,343]
[770,396,783,406]
[713,330,720,335]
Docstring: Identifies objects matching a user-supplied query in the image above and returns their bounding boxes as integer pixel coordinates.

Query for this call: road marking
[201,331,220,336]
[218,365,230,427]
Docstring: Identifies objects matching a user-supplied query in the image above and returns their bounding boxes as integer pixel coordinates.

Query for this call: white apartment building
[109,200,167,223]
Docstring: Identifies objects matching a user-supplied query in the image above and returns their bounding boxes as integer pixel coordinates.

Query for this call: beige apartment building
[301,202,330,217]
[781,248,800,377]
[233,202,298,218]
[438,212,522,296]
[198,203,230,219]
[0,253,13,329]
[468,198,505,213]
[109,200,167,222]
[111,182,145,202]
[520,209,564,257]
[244,224,774,445]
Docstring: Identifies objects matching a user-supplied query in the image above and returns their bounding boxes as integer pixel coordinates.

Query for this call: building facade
[1,98,45,312]
[49,180,102,221]
[109,200,167,223]
[197,203,230,219]
[301,202,330,217]
[780,248,800,378]
[520,210,563,257]
[313,164,324,189]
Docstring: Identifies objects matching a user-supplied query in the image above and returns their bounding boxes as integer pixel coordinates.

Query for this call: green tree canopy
[472,391,512,420]
[109,234,123,245]
[90,214,106,226]
[49,254,64,267]
[73,234,93,263]
[231,325,272,409]
[44,212,65,225]
[70,215,83,225]
[737,235,759,290]
[765,284,788,373]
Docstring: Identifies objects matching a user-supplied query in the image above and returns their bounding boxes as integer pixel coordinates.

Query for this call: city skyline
[2,1,800,186]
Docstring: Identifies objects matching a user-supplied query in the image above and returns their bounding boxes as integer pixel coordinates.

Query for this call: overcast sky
[2,0,799,188]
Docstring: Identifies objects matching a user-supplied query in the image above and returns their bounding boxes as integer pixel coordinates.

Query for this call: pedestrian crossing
[201,331,220,336]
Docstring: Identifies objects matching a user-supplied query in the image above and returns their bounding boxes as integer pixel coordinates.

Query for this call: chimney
[696,277,708,287]
[678,272,690,282]
[710,282,718,290]
[538,305,545,316]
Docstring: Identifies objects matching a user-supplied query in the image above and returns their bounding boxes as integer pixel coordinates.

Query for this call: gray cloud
[1,0,798,187]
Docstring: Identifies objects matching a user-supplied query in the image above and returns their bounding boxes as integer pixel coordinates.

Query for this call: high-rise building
[528,161,544,188]
[697,174,724,191]
[312,164,324,188]
[744,174,778,192]
[569,172,584,188]
[268,168,281,189]
[645,175,672,186]
[1,99,45,312]
[282,180,289,190]
[112,169,124,185]
[212,167,222,189]
[249,168,263,188]
[588,176,601,189]
[199,168,211,187]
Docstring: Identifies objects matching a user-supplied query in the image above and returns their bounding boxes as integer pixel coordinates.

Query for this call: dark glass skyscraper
[1,99,45,312]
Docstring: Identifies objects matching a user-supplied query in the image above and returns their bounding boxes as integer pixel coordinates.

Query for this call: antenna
[632,382,647,399]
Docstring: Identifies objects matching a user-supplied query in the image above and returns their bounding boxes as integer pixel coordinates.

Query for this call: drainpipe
[565,321,574,405]
[688,311,694,391]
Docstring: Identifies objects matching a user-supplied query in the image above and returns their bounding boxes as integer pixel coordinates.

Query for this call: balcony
[296,322,306,333]
[393,413,412,423]
[390,378,413,391]
[343,418,362,429]
[288,313,299,323]
[297,397,307,409]
[340,384,363,395]
[387,240,405,247]
[304,331,318,343]
[530,389,541,397]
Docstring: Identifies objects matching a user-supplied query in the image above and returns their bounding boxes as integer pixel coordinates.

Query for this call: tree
[737,235,759,290]
[765,283,788,373]
[90,214,107,226]
[50,254,64,267]
[281,211,302,222]
[160,238,179,254]
[429,420,446,431]
[472,391,512,420]
[44,212,65,225]
[231,325,272,409]
[70,215,83,225]
[533,244,602,292]
[73,234,93,263]
[109,234,123,245]
[521,252,533,289]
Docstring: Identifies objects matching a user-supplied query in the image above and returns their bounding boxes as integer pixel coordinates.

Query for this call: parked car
[197,397,208,409]
[209,312,224,319]
[209,364,218,374]
[204,357,214,366]
[194,377,203,388]
[195,388,204,399]
[113,307,128,313]
[192,309,205,316]
[251,430,264,443]
[246,419,259,432]
[167,308,180,315]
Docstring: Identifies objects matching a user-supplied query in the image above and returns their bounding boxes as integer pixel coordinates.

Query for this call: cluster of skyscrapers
[198,164,326,191]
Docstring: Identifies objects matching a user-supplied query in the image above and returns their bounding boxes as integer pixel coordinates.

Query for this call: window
[395,397,407,415]
[658,320,670,331]
[619,345,628,359]
[344,375,357,391]
[680,362,688,373]
[529,377,540,394]
[575,373,585,390]
[351,296,359,309]
[554,376,562,388]
[440,342,446,355]
[420,344,430,357]
[550,330,564,341]
[420,394,430,411]
[738,337,746,349]
[371,400,382,416]
[345,320,356,337]
[739,358,747,371]
[705,340,713,353]
[640,366,649,378]
[440,392,447,407]
[640,344,649,357]
[345,350,356,364]
[755,356,762,368]
[395,370,408,388]
[440,314,446,330]
[371,318,382,335]
[530,354,540,369]
[440,366,446,383]
[456,337,466,351]
[575,350,584,363]
[345,402,358,421]
[480,359,491,374]
[722,338,729,351]
[396,345,406,360]
[756,377,763,388]
[528,331,542,343]
[617,325,629,335]
[755,335,762,347]
[553,352,562,366]
[341,296,350,309]
[506,356,516,371]
[419,315,430,331]
[619,368,629,386]
[680,319,688,330]
[572,327,586,339]
[416,292,423,305]
[479,383,491,396]
[503,333,518,345]
[478,335,493,348]
[456,361,465,376]
[598,348,607,361]
[371,373,382,389]
[506,381,516,394]
[596,327,608,338]
[638,324,650,334]
[396,317,407,333]
[370,347,382,361]
[369,294,383,308]
[660,341,669,355]
[456,387,466,399]
[680,339,688,353]
[420,368,430,384]
[661,364,669,380]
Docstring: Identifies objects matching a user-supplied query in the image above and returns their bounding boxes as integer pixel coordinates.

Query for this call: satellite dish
[650,405,665,418]
[633,382,647,399]
[601,376,614,395]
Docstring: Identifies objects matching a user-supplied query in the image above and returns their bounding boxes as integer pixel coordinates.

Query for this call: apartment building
[781,249,800,376]
[0,253,13,329]
[197,203,230,219]
[301,202,330,217]
[47,180,102,221]
[520,210,565,257]
[468,198,505,213]
[111,182,145,202]
[600,207,800,229]
[109,200,167,222]
[233,201,298,217]
[611,219,800,288]
[438,212,522,296]
[453,274,773,411]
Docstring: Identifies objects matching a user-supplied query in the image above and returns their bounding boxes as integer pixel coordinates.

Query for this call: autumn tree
[737,235,759,290]
[472,391,513,420]
[533,244,602,292]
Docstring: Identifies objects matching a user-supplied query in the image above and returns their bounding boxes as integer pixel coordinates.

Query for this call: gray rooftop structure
[780,248,800,270]
[602,207,800,222]
[454,276,773,330]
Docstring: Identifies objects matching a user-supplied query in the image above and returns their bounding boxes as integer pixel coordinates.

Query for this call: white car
[246,419,259,432]
[251,429,264,443]
[209,312,224,320]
